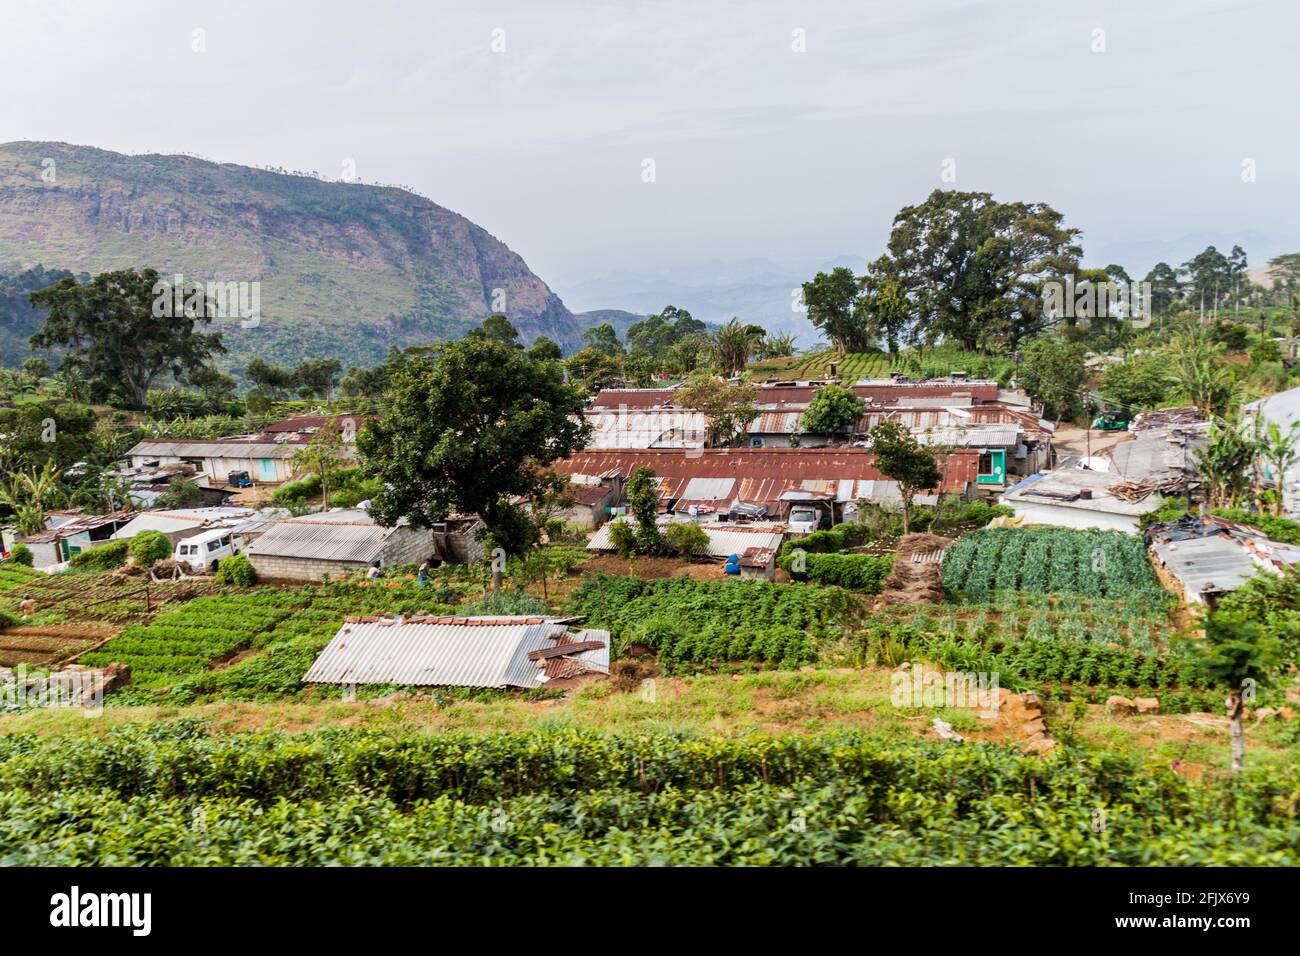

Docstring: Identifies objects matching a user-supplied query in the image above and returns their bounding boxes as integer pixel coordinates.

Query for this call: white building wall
[1004,500,1140,535]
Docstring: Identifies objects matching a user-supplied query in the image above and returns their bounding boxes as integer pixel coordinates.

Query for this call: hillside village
[4,241,1300,872]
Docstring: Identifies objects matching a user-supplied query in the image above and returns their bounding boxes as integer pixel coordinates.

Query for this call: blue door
[258,458,277,481]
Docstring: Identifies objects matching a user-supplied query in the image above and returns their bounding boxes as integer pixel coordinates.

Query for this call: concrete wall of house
[24,540,62,569]
[246,554,368,581]
[130,454,295,484]
[1005,500,1139,534]
[380,527,437,567]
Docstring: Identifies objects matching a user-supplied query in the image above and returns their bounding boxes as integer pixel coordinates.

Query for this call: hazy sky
[3,0,1298,301]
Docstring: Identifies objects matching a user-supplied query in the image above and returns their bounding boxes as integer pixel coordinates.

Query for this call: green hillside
[0,142,583,371]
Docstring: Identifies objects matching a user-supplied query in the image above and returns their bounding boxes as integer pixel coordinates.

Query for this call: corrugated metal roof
[681,477,737,501]
[246,512,403,562]
[583,409,708,449]
[913,426,1021,447]
[110,507,267,539]
[750,411,803,434]
[127,440,306,459]
[303,617,609,687]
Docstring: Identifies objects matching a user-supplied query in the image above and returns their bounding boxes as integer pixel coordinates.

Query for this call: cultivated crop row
[0,723,1294,865]
[941,528,1168,604]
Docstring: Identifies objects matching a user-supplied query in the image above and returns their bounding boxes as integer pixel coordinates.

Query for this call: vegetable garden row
[941,527,1169,605]
[0,723,1295,865]
[566,574,855,672]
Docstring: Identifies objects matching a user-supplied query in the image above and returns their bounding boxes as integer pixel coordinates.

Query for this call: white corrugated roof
[127,441,304,459]
[246,512,406,562]
[303,617,610,687]
[110,507,265,539]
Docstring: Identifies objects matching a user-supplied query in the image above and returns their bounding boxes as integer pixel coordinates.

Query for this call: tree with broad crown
[469,313,523,347]
[28,268,224,410]
[866,420,942,535]
[868,189,1081,352]
[801,267,868,355]
[356,337,590,556]
[674,374,758,447]
[801,384,867,434]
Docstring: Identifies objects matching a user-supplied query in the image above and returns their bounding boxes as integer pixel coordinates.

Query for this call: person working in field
[18,593,36,618]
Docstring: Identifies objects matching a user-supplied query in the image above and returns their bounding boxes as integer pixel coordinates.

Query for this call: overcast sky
[3,0,1298,302]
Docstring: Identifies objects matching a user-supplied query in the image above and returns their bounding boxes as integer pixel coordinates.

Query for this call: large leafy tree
[869,189,1081,351]
[626,305,705,357]
[581,322,624,357]
[28,268,224,409]
[357,337,590,555]
[1098,351,1173,412]
[675,374,759,446]
[1143,262,1182,318]
[1019,336,1087,423]
[469,313,524,348]
[1180,246,1233,314]
[801,383,867,434]
[867,420,942,534]
[801,267,869,354]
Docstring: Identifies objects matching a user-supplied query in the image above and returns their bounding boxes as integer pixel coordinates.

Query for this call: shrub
[606,519,637,558]
[68,539,129,572]
[663,522,710,557]
[128,530,172,568]
[460,589,550,616]
[9,544,33,567]
[783,552,893,592]
[215,553,257,586]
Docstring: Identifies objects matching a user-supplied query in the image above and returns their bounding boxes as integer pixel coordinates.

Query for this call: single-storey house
[18,511,137,568]
[1145,513,1300,605]
[303,615,610,689]
[556,447,979,522]
[587,517,787,563]
[245,510,436,581]
[122,413,366,486]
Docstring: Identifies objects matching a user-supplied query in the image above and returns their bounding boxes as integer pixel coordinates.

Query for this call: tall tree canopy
[868,189,1081,352]
[801,267,870,354]
[357,337,590,554]
[28,268,224,409]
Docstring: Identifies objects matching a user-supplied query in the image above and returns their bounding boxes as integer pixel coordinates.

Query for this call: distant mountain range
[0,142,590,371]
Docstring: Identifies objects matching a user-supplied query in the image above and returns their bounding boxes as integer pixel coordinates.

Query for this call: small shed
[246,510,436,581]
[738,546,777,581]
[302,615,610,689]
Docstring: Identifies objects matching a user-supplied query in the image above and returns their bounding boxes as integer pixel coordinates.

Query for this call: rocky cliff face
[0,142,582,369]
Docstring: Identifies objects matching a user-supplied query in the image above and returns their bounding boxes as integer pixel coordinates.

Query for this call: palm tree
[757,331,797,360]
[0,461,63,537]
[1194,416,1254,509]
[712,319,764,376]
[1166,328,1233,418]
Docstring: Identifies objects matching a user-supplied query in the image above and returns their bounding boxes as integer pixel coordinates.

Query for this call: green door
[258,458,278,481]
[977,450,1006,485]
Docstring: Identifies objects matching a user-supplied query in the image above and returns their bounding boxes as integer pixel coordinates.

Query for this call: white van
[175,529,240,572]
